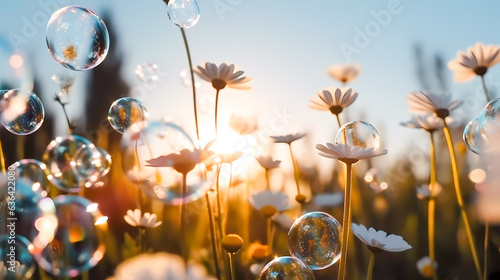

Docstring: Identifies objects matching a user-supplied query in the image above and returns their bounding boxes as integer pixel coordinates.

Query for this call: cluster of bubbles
[335,121,381,150]
[46,6,109,71]
[464,98,500,154]
[135,63,159,83]
[166,0,200,29]
[0,89,45,136]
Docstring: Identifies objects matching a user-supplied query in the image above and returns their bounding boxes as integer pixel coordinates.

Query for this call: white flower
[416,256,437,278]
[416,183,442,200]
[124,209,162,228]
[271,133,306,144]
[248,190,291,218]
[351,223,412,252]
[108,252,215,280]
[401,114,445,132]
[272,213,295,230]
[228,113,258,135]
[448,42,500,82]
[326,63,362,83]
[146,149,202,175]
[316,143,387,164]
[309,87,358,115]
[313,192,343,207]
[407,91,462,118]
[205,151,243,166]
[195,62,252,90]
[255,155,281,170]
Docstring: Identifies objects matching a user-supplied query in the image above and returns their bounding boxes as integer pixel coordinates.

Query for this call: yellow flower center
[212,79,227,90]
[420,264,434,278]
[260,205,278,218]
[63,45,78,61]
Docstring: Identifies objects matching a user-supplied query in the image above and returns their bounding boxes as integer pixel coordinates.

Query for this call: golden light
[9,54,23,69]
[95,216,108,225]
[364,174,374,183]
[86,203,99,213]
[469,168,486,184]
[32,182,41,192]
[380,182,388,190]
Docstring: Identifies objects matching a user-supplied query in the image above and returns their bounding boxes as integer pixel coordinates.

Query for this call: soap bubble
[0,89,44,135]
[0,176,57,255]
[43,135,100,192]
[259,256,315,280]
[288,211,342,270]
[74,146,112,184]
[36,195,106,278]
[335,121,380,150]
[46,6,109,71]
[108,97,149,134]
[135,63,158,83]
[10,159,52,196]
[121,121,213,205]
[463,117,485,154]
[0,235,37,280]
[167,0,200,29]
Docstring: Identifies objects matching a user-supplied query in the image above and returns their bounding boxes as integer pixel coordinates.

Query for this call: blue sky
[1,0,500,171]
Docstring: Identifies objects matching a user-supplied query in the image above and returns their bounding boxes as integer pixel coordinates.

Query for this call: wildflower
[448,42,500,82]
[248,190,291,218]
[416,256,437,278]
[270,133,306,144]
[309,87,358,115]
[316,143,387,164]
[146,149,201,175]
[255,155,281,170]
[221,234,244,253]
[124,209,162,228]
[195,62,251,90]
[351,223,412,252]
[407,91,461,119]
[326,63,362,83]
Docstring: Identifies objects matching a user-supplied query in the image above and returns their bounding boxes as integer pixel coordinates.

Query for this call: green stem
[338,162,353,280]
[480,75,491,103]
[215,89,220,137]
[228,252,236,280]
[442,120,482,280]
[428,132,438,280]
[180,28,200,144]
[288,143,301,196]
[206,193,222,280]
[367,252,376,280]
[484,222,489,280]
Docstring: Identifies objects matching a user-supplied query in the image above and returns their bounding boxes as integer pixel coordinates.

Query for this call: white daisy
[248,190,291,218]
[316,143,387,164]
[255,155,281,170]
[146,149,202,175]
[407,91,462,118]
[124,209,162,229]
[416,183,442,200]
[448,42,500,82]
[309,87,358,115]
[195,62,252,90]
[271,133,306,144]
[400,114,446,132]
[326,63,362,83]
[313,192,343,207]
[416,256,437,278]
[228,113,258,135]
[351,223,412,252]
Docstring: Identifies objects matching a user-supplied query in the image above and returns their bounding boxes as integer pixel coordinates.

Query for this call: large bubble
[259,256,315,280]
[166,0,200,29]
[36,195,107,278]
[46,6,109,71]
[74,146,112,186]
[288,211,342,270]
[10,159,52,196]
[0,89,44,135]
[108,97,148,134]
[43,135,101,192]
[121,121,213,205]
[335,121,380,150]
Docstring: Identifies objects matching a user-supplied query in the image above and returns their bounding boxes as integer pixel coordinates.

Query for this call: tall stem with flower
[428,131,438,280]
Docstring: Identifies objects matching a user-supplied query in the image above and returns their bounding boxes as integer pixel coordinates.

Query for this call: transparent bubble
[0,235,37,280]
[481,98,500,123]
[43,135,100,192]
[135,63,158,83]
[36,195,106,278]
[0,176,57,255]
[335,121,380,150]
[0,89,44,135]
[74,146,112,185]
[108,97,149,134]
[10,159,52,196]
[463,117,484,155]
[121,121,213,205]
[46,6,109,71]
[167,0,200,29]
[259,256,315,280]
[288,211,342,270]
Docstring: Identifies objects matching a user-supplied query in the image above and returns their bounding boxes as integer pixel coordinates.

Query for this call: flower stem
[228,252,236,280]
[0,137,5,173]
[54,95,74,134]
[215,164,224,239]
[442,120,482,280]
[484,222,489,280]
[335,113,342,128]
[265,169,270,190]
[180,173,188,263]
[206,193,222,280]
[267,218,273,254]
[180,28,200,144]
[338,162,353,280]
[480,75,491,103]
[215,89,220,137]
[367,252,376,280]
[428,132,438,280]
[140,228,146,253]
[288,143,301,196]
